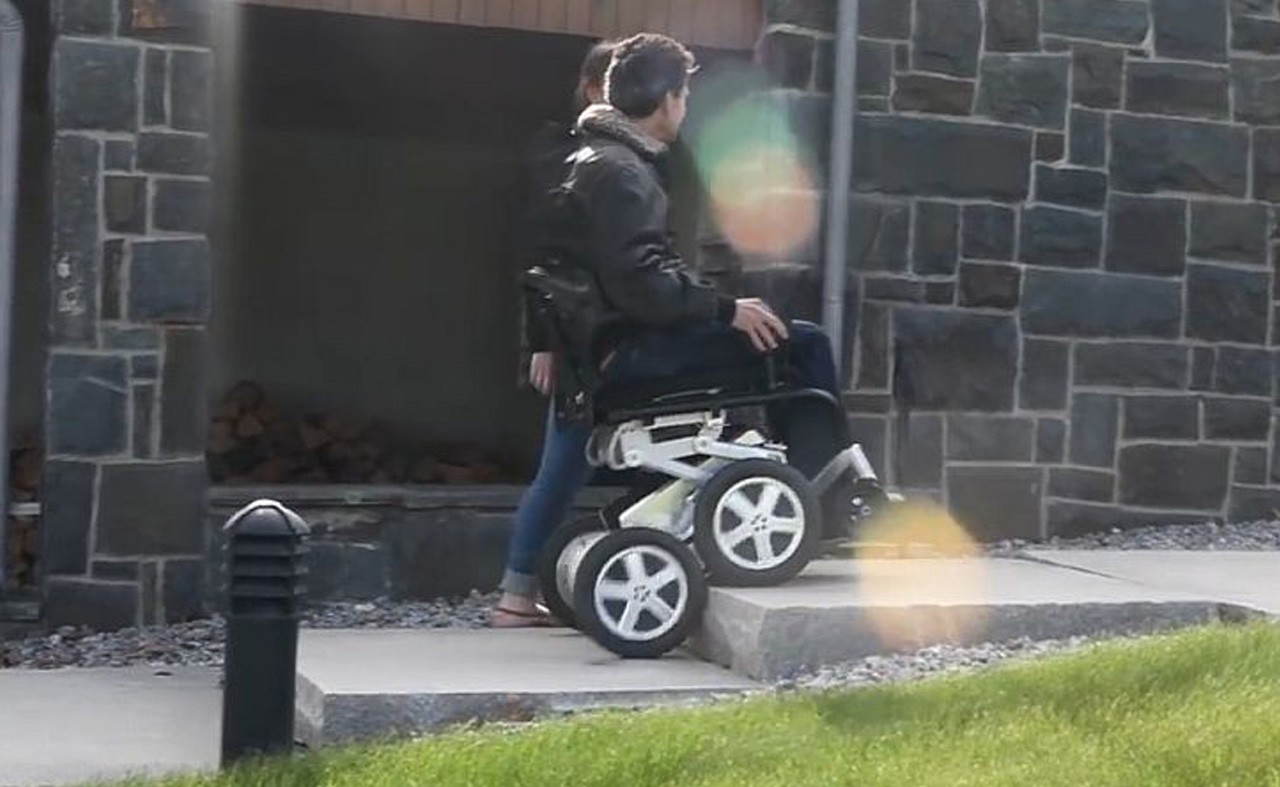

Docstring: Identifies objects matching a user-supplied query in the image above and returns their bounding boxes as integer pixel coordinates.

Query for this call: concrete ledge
[295,629,758,746]
[688,559,1254,681]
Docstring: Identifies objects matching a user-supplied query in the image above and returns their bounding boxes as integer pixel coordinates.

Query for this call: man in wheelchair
[492,33,889,631]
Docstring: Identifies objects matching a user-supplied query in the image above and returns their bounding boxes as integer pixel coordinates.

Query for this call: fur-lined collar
[576,103,667,160]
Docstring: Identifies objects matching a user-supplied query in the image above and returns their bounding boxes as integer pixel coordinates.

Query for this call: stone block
[153,178,210,233]
[1020,206,1103,269]
[1069,108,1106,167]
[140,561,159,623]
[102,325,161,350]
[1255,129,1280,202]
[946,415,1034,461]
[865,277,924,303]
[947,466,1044,542]
[97,461,206,555]
[52,135,100,345]
[56,0,115,35]
[1192,347,1217,391]
[1119,444,1231,510]
[161,327,208,455]
[893,308,1019,411]
[132,355,158,380]
[854,115,1032,201]
[976,54,1070,129]
[48,354,128,456]
[958,262,1021,309]
[1126,62,1230,119]
[1023,269,1182,338]
[1070,393,1119,467]
[1124,395,1200,440]
[962,204,1016,260]
[1049,467,1114,503]
[1042,0,1150,43]
[104,176,147,234]
[1190,201,1268,265]
[1037,418,1067,463]
[895,43,911,70]
[859,0,909,37]
[162,559,205,623]
[387,510,513,598]
[891,73,975,115]
[133,383,155,458]
[1204,397,1271,440]
[41,461,96,576]
[1075,342,1189,389]
[1233,14,1280,53]
[129,239,211,324]
[1111,115,1249,197]
[104,139,135,172]
[54,40,139,132]
[1035,165,1107,210]
[761,30,814,90]
[1036,131,1066,162]
[1072,43,1124,108]
[1234,446,1268,485]
[1021,339,1069,410]
[137,132,212,176]
[987,0,1041,52]
[1154,0,1229,61]
[1232,59,1280,125]
[1232,0,1277,14]
[849,196,909,272]
[857,41,893,96]
[308,542,391,601]
[118,0,212,44]
[44,578,138,631]
[92,560,141,582]
[893,413,943,488]
[849,416,888,476]
[1228,486,1280,521]
[1186,264,1269,345]
[144,48,167,127]
[1214,346,1273,396]
[1047,502,1207,538]
[912,201,959,275]
[1105,194,1187,276]
[857,302,889,389]
[913,0,982,77]
[924,281,955,304]
[101,240,124,321]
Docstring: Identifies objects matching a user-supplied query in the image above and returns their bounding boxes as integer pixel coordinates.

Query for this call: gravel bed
[774,636,1097,693]
[0,591,498,670]
[990,520,1280,554]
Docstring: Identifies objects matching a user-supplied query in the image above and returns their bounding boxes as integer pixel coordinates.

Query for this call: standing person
[491,33,842,628]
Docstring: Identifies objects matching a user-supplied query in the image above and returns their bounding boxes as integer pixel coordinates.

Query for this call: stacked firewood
[4,432,40,590]
[206,381,518,485]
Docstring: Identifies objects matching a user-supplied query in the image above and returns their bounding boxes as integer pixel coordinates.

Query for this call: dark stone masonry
[27,0,1280,629]
[761,0,1280,542]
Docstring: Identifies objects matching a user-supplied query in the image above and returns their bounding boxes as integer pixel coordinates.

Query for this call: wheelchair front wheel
[693,459,820,587]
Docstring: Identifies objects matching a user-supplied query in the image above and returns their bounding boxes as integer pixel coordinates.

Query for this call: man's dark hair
[605,33,697,118]
[574,39,616,109]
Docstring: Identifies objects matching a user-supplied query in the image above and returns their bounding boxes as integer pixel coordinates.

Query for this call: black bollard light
[220,498,310,767]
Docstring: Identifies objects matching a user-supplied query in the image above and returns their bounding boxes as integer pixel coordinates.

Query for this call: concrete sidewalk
[0,666,220,787]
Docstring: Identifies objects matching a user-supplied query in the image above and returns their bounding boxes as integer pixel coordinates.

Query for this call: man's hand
[529,352,554,396]
[732,298,789,352]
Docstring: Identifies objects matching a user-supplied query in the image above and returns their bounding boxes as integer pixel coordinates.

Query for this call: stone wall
[41,0,213,628]
[761,0,1280,540]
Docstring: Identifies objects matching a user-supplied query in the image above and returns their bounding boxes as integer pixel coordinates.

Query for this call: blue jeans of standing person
[499,320,842,597]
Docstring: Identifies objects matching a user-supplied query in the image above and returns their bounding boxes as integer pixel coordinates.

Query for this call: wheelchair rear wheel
[572,527,707,659]
[693,459,820,587]
[536,514,609,629]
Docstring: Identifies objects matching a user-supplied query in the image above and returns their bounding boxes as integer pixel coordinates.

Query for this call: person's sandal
[489,605,554,628]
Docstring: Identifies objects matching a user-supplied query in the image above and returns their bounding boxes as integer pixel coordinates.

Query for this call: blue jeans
[499,320,841,597]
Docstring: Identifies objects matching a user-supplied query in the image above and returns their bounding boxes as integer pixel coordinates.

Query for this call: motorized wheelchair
[522,265,899,659]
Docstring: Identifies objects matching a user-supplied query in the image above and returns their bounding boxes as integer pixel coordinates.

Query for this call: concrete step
[295,628,758,746]
[688,558,1261,681]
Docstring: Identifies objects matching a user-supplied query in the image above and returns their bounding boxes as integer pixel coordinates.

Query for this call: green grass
[118,624,1280,787]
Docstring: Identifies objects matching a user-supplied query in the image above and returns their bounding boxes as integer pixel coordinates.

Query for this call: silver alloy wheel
[711,477,806,571]
[592,545,689,642]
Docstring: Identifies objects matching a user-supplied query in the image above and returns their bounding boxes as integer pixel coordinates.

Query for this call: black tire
[572,528,707,659]
[693,459,820,587]
[535,514,607,629]
[821,477,890,543]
